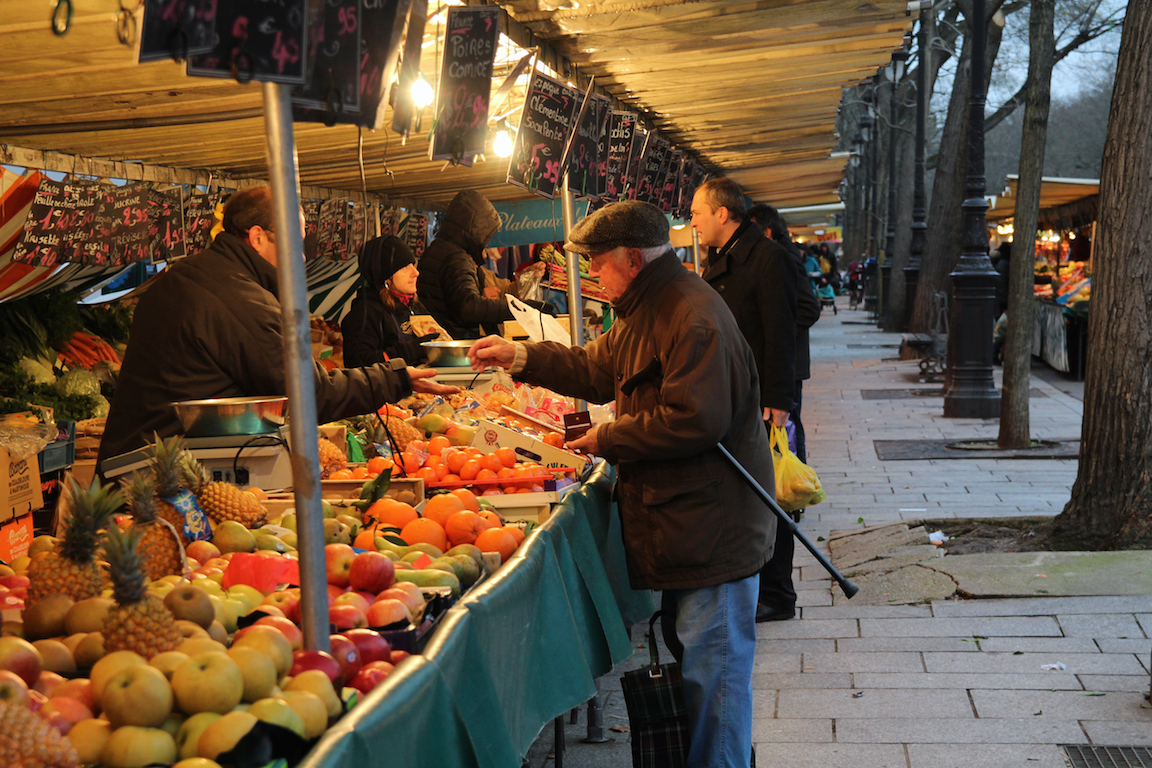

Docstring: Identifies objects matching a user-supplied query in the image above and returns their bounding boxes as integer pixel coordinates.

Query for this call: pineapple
[101,523,183,658]
[318,436,347,478]
[180,450,266,528]
[149,433,193,547]
[119,471,184,581]
[0,701,80,768]
[26,476,122,607]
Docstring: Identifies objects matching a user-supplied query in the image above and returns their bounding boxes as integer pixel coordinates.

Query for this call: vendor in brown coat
[99,187,454,466]
[468,200,773,768]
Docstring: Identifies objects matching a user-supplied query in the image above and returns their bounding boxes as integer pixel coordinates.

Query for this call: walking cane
[717,443,859,598]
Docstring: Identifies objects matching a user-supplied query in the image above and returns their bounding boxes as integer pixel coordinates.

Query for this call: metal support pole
[880,69,898,329]
[553,715,565,767]
[262,82,329,653]
[944,0,1000,418]
[691,227,702,273]
[561,174,587,412]
[583,694,609,743]
[904,7,929,332]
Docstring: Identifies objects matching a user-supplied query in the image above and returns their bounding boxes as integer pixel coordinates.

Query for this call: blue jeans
[660,573,759,767]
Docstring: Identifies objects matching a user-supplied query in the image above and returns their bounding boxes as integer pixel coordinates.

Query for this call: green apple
[175,712,221,760]
[226,646,278,703]
[226,585,265,612]
[101,664,173,728]
[170,653,244,715]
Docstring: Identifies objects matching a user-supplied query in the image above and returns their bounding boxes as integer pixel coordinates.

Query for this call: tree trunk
[998,0,1055,448]
[1054,0,1152,549]
[910,10,1005,335]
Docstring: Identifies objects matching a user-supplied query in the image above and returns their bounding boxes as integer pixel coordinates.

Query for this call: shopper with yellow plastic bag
[770,425,826,512]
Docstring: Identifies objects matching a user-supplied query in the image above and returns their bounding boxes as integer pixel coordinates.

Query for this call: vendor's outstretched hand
[566,424,600,455]
[468,336,516,371]
[407,367,460,395]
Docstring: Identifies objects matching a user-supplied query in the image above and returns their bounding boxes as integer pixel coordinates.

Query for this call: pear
[212,521,256,554]
[279,513,297,532]
[22,593,74,640]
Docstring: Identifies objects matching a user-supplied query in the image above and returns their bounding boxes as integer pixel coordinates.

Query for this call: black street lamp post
[944,0,1000,417]
[880,49,908,329]
[859,98,877,315]
[904,4,929,332]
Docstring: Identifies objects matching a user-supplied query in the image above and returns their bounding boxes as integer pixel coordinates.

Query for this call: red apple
[325,584,345,603]
[342,629,391,665]
[51,678,96,713]
[348,661,394,695]
[186,540,221,563]
[252,616,304,650]
[327,634,363,682]
[39,696,92,734]
[262,590,300,616]
[245,604,285,620]
[289,649,343,687]
[325,543,356,588]
[38,705,71,735]
[328,604,368,631]
[390,650,411,665]
[348,552,395,594]
[376,586,422,614]
[353,590,377,605]
[34,670,66,697]
[365,599,409,629]
[0,636,42,687]
[0,669,30,707]
[332,592,371,615]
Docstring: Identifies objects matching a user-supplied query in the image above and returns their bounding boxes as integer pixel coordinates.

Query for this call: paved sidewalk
[527,296,1152,768]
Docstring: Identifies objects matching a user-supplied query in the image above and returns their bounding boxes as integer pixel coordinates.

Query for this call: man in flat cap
[469,201,775,767]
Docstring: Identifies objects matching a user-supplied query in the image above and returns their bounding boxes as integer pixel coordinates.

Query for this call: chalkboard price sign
[12,179,69,267]
[675,157,696,217]
[317,199,349,260]
[604,111,636,201]
[187,0,309,85]
[593,98,611,199]
[148,188,187,262]
[293,0,362,115]
[183,192,218,257]
[507,70,580,200]
[91,184,153,266]
[659,149,682,214]
[429,6,500,161]
[564,90,604,199]
[404,212,428,259]
[635,134,668,205]
[139,0,216,63]
[623,127,648,201]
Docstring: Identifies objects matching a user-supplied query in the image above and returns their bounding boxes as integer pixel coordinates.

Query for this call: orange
[542,432,565,448]
[351,466,369,479]
[433,463,451,481]
[475,468,498,482]
[353,529,378,550]
[428,435,451,456]
[442,473,461,483]
[502,525,526,546]
[416,466,439,484]
[481,453,504,473]
[367,498,419,529]
[450,488,481,513]
[496,467,516,480]
[496,447,516,468]
[245,487,268,502]
[443,449,467,475]
[444,511,488,547]
[474,528,518,563]
[458,459,481,481]
[400,451,422,475]
[328,469,353,480]
[479,509,503,528]
[366,456,391,475]
[400,518,448,551]
[422,493,466,527]
[424,455,444,468]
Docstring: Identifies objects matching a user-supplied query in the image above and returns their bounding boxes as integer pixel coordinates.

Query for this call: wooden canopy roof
[0,0,912,210]
[986,176,1101,224]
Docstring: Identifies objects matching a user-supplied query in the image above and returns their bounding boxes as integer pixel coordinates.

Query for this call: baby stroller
[846,261,865,310]
[817,277,837,315]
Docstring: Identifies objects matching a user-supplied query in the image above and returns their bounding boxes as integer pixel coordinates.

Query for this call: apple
[225,585,265,613]
[390,650,411,665]
[197,710,259,762]
[326,583,345,603]
[366,598,409,628]
[185,541,221,564]
[173,759,224,768]
[39,705,72,735]
[150,651,191,681]
[210,596,245,634]
[328,634,363,681]
[34,669,67,697]
[245,604,285,620]
[68,718,113,764]
[176,638,228,657]
[171,653,244,715]
[0,635,42,687]
[100,725,177,768]
[261,590,300,614]
[90,650,146,702]
[101,664,173,728]
[205,621,229,645]
[225,646,278,703]
[165,584,217,629]
[349,660,395,695]
[175,620,210,640]
[278,690,328,739]
[377,585,423,614]
[175,711,221,760]
[0,669,30,707]
[342,629,391,665]
[325,543,356,587]
[231,626,293,678]
[39,696,93,733]
[290,649,343,687]
[329,603,368,630]
[348,551,395,594]
[283,669,342,720]
[332,591,371,615]
[160,712,186,739]
[252,615,304,651]
[52,677,96,713]
[246,697,306,738]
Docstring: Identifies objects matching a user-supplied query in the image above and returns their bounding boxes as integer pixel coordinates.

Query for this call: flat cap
[564,201,670,255]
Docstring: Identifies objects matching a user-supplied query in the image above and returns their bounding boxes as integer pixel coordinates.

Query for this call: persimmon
[351,466,369,479]
[328,469,353,480]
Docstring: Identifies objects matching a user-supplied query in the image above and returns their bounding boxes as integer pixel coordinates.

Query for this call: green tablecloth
[300,461,655,768]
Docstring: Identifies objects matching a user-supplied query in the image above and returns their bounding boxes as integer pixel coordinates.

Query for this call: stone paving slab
[803,604,933,619]
[834,717,1086,743]
[752,653,802,673]
[836,636,980,653]
[777,688,974,719]
[931,596,1152,616]
[851,672,1085,691]
[931,551,1152,597]
[1058,613,1148,639]
[756,618,859,639]
[860,616,1062,637]
[906,743,1071,768]
[970,689,1152,720]
[924,652,1146,675]
[753,638,837,654]
[1139,613,1152,636]
[977,637,1103,654]
[750,717,833,742]
[836,563,957,606]
[801,651,923,673]
[1080,721,1152,745]
[1077,674,1152,693]
[797,590,834,608]
[752,672,851,690]
[750,743,908,768]
[1096,638,1152,655]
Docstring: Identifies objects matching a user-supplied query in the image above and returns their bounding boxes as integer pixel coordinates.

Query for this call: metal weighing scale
[101,428,295,491]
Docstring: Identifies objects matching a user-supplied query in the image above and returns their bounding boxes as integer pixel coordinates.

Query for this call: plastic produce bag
[770,425,826,512]
[0,415,58,461]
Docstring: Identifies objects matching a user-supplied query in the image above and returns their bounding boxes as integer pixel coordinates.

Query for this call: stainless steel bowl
[421,340,475,368]
[172,396,288,438]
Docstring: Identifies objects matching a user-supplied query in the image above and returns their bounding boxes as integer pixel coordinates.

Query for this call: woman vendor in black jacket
[342,236,437,367]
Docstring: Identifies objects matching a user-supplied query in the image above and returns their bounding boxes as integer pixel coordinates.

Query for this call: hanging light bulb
[411,75,434,109]
[493,127,514,158]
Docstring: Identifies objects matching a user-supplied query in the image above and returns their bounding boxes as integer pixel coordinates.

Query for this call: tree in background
[1054,0,1152,548]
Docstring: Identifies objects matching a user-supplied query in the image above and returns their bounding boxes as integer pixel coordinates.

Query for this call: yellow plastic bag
[770,425,826,512]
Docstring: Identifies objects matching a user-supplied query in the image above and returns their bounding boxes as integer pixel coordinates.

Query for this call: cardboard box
[470,419,586,470]
[502,315,571,340]
[0,513,34,563]
[0,447,43,525]
[482,492,554,524]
